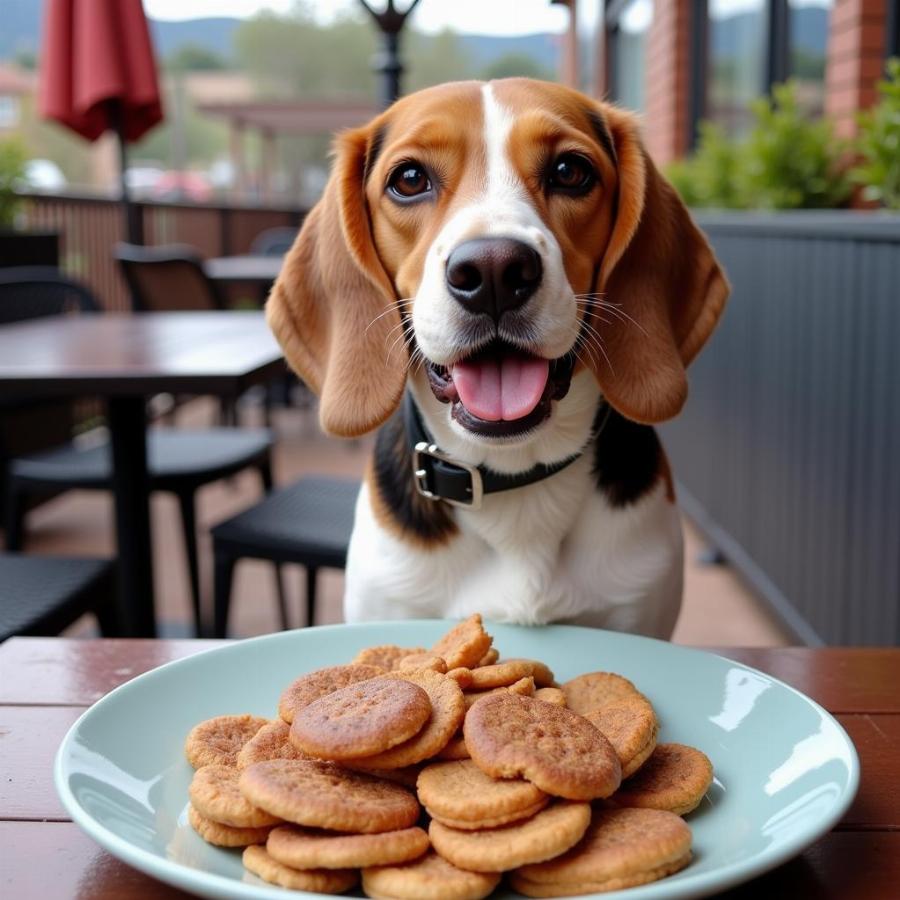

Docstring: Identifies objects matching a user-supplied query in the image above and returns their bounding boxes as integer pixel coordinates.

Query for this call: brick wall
[640,1,693,166]
[826,0,888,139]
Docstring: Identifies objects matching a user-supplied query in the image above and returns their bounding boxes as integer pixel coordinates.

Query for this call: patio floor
[17,397,792,646]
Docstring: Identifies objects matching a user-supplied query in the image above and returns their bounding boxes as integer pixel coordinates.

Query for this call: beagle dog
[267,79,728,638]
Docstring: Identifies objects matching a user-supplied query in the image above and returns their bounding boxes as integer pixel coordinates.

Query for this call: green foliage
[851,58,900,210]
[739,81,851,209]
[167,44,230,72]
[0,139,27,228]
[482,52,552,82]
[667,81,851,209]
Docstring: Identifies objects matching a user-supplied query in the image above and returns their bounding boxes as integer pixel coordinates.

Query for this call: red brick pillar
[643,0,693,166]
[826,0,887,139]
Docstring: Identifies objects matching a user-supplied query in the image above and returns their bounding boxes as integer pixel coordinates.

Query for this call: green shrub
[737,81,851,209]
[0,139,27,228]
[852,58,900,210]
[666,81,851,209]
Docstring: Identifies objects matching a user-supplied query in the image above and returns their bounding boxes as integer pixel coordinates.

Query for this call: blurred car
[152,171,213,203]
[23,159,67,191]
[125,165,165,197]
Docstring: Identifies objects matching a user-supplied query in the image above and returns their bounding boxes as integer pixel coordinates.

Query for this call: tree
[168,44,229,72]
[482,52,552,82]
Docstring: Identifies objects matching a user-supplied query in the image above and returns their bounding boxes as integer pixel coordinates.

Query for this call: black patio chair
[0,267,276,636]
[0,552,116,642]
[250,226,298,257]
[210,476,358,637]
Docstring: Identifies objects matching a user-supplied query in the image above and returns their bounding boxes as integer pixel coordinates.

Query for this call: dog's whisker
[365,298,415,333]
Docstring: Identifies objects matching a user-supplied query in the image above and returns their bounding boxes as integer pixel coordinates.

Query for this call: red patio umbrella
[40,0,164,243]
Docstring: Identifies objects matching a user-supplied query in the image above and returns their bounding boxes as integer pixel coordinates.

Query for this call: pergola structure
[197,100,376,202]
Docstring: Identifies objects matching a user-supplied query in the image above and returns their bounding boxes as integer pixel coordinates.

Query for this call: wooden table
[0,313,284,637]
[1,639,897,899]
[205,256,284,306]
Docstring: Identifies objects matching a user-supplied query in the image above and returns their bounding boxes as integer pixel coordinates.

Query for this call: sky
[143,0,569,36]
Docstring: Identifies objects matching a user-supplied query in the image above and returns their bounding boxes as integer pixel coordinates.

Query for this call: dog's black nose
[445,237,542,321]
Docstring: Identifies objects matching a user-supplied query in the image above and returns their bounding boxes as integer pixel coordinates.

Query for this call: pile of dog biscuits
[184,614,713,898]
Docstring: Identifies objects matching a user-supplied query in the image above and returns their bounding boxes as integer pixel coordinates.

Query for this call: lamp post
[358,0,422,108]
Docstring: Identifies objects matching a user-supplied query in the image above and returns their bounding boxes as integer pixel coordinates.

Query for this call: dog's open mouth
[426,340,575,437]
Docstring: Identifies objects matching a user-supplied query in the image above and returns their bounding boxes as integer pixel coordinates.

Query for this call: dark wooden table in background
[0,313,284,637]
[1,639,897,898]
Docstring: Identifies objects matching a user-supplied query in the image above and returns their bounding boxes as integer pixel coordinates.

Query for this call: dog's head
[268,79,728,440]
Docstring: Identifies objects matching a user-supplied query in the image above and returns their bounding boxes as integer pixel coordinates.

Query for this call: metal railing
[19,191,307,311]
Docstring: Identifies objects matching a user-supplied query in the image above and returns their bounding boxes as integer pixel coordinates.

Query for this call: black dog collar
[404,391,583,510]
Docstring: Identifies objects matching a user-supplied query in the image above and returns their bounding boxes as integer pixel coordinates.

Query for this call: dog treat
[267,824,430,870]
[349,670,465,769]
[417,759,548,830]
[431,613,493,670]
[586,695,659,778]
[502,658,556,687]
[239,759,420,833]
[464,693,622,800]
[353,644,427,670]
[561,671,644,716]
[182,616,712,897]
[362,850,501,900]
[607,743,714,815]
[236,718,311,769]
[290,677,432,760]
[188,764,280,828]
[429,801,591,872]
[187,804,273,847]
[511,807,692,896]
[242,844,359,893]
[184,714,268,769]
[397,652,448,673]
[278,664,385,724]
[534,687,567,707]
[464,675,535,710]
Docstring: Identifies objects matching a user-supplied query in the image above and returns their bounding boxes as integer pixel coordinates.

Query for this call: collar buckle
[412,441,484,510]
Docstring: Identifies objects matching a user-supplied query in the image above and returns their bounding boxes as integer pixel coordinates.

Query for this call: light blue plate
[55,622,858,899]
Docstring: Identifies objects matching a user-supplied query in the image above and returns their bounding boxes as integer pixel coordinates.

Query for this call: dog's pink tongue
[452,355,550,421]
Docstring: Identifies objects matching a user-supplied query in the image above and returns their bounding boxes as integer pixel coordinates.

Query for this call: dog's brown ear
[266,126,405,437]
[587,106,729,424]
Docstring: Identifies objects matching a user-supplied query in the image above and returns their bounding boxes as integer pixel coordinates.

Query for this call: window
[706,0,767,137]
[0,95,20,129]
[607,0,653,112]
[788,0,833,117]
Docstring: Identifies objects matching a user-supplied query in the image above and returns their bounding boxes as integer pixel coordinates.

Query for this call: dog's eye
[547,153,596,195]
[387,163,432,200]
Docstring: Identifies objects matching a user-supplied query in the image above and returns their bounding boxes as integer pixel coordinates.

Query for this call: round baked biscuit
[464,675,535,710]
[466,660,532,689]
[476,647,499,667]
[187,804,273,847]
[184,714,268,769]
[430,614,493,670]
[278,664,384,723]
[236,719,312,769]
[609,743,714,815]
[513,807,692,891]
[239,759,419,833]
[267,823,429,869]
[429,801,591,872]
[242,844,358,893]
[347,763,423,788]
[189,764,280,828]
[290,677,431,760]
[398,652,448,673]
[436,732,469,761]
[586,696,659,778]
[362,850,500,900]
[429,797,551,831]
[561,671,643,716]
[349,670,465,769]
[464,693,621,800]
[510,856,692,897]
[417,759,548,828]
[534,687,567,707]
[353,645,427,670]
[500,658,556,687]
